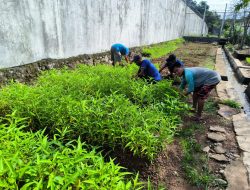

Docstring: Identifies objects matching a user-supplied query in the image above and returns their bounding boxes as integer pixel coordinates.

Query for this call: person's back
[185,67,221,87]
[110,43,130,66]
[173,65,221,121]
[111,43,129,55]
[141,60,162,81]
[159,54,184,75]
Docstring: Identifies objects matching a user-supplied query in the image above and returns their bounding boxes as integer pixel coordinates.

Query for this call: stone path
[215,48,250,189]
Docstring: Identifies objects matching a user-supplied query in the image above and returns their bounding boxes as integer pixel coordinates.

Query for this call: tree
[186,0,198,8]
[186,0,221,34]
[205,11,221,34]
[232,0,250,49]
[196,1,209,14]
[235,0,250,11]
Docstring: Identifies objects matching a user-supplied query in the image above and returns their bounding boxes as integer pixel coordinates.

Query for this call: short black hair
[166,54,176,63]
[132,54,141,63]
[169,61,182,73]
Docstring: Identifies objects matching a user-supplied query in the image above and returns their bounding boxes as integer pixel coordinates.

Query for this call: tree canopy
[186,0,221,34]
[235,0,250,11]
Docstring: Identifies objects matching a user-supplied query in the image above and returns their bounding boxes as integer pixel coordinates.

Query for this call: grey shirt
[180,67,221,93]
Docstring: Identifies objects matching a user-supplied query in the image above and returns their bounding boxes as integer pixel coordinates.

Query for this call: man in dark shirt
[132,55,162,82]
[159,54,184,76]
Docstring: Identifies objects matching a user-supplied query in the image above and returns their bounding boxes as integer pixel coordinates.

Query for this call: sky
[195,0,234,12]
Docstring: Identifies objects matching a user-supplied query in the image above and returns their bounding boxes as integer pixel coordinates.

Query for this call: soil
[107,43,240,189]
[152,42,218,76]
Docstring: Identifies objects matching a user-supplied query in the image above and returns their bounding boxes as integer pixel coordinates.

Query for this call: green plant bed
[142,38,185,59]
[0,113,143,189]
[0,65,189,160]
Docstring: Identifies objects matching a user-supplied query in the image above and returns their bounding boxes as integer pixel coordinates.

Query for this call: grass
[178,124,213,188]
[246,57,250,65]
[181,138,215,189]
[226,44,235,52]
[142,38,185,59]
[204,97,218,113]
[221,99,241,109]
[0,64,189,161]
[203,57,215,70]
[178,123,226,190]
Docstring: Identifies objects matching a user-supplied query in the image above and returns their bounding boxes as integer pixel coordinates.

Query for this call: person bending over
[173,64,221,121]
[159,54,184,77]
[132,55,162,83]
[110,43,130,66]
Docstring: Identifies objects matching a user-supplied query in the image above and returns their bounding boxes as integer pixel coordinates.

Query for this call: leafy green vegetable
[0,113,144,189]
[0,64,188,160]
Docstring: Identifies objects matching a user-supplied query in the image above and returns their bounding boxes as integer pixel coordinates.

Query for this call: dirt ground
[110,43,239,189]
[153,42,217,73]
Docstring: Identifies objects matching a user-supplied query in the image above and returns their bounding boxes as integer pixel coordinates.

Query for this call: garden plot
[0,64,188,189]
[136,42,240,189]
[0,114,143,189]
[0,41,241,189]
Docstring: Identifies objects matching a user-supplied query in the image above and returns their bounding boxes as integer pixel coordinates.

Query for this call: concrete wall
[0,45,144,85]
[0,0,207,68]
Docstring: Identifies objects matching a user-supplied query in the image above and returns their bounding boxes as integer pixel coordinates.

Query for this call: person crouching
[173,64,221,121]
[132,55,162,83]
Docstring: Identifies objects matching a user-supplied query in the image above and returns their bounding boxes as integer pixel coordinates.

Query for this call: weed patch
[246,57,250,65]
[181,138,215,189]
[221,99,241,109]
[179,122,216,189]
[203,57,215,70]
[204,97,218,113]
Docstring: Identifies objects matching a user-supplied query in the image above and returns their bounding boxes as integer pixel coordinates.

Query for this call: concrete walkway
[215,48,250,190]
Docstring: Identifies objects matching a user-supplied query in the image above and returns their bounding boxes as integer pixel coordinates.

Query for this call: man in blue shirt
[159,54,184,76]
[132,55,162,83]
[110,43,130,66]
[173,64,221,121]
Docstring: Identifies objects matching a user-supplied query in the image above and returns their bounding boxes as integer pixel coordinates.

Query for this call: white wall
[0,0,207,68]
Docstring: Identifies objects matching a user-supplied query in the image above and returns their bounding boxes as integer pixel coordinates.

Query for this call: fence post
[183,0,188,36]
[201,4,207,36]
[219,3,228,38]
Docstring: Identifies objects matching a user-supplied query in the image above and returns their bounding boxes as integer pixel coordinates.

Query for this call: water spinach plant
[0,113,144,189]
[0,64,188,160]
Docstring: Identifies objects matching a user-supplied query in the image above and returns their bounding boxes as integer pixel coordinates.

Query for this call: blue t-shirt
[141,60,162,81]
[111,44,129,55]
